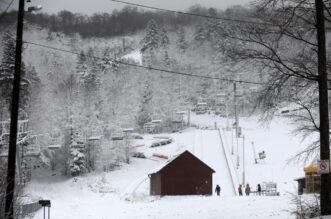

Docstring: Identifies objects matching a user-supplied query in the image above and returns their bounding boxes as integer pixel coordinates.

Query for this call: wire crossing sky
[24,40,307,88]
[5,0,253,15]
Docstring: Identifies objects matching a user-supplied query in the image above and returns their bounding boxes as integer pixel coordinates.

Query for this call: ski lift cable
[23,40,305,88]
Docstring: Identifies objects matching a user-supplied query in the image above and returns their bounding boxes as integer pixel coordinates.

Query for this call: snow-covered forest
[1,5,264,175]
[1,1,331,218]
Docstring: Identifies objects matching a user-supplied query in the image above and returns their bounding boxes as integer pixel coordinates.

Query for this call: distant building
[149,150,215,196]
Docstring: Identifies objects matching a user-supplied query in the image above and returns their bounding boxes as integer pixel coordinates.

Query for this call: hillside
[1,2,329,218]
[24,114,305,219]
[1,13,261,150]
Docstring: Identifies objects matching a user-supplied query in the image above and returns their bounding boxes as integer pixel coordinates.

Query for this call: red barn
[149,150,215,196]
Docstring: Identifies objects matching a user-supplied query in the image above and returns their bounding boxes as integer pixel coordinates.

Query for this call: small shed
[295,161,331,195]
[149,150,215,196]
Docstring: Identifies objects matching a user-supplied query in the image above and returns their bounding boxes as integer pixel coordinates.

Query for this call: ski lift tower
[172,111,186,131]
[216,92,228,120]
[151,119,162,133]
[123,128,134,163]
[144,122,155,134]
[109,125,125,165]
[196,102,207,115]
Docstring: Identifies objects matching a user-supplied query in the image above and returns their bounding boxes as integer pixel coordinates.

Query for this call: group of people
[215,183,263,196]
[238,183,262,196]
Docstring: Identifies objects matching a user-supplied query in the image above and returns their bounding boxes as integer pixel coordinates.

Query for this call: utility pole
[315,0,331,215]
[5,0,25,218]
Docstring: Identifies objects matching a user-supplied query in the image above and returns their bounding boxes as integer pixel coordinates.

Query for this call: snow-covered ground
[122,50,143,65]
[24,113,309,219]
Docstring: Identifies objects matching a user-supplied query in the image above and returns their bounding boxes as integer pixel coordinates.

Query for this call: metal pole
[187,109,190,127]
[43,207,45,219]
[225,102,229,129]
[234,83,239,168]
[236,135,239,169]
[242,135,245,186]
[48,206,50,219]
[252,141,257,164]
[5,0,25,218]
[231,126,234,155]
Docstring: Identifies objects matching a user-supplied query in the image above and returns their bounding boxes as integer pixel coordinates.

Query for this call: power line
[24,40,308,88]
[109,0,276,26]
[24,40,270,86]
[0,0,15,18]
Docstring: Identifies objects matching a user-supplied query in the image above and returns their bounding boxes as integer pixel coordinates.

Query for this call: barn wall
[150,173,161,195]
[161,153,213,195]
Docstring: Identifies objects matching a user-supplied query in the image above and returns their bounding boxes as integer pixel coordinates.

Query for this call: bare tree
[207,0,330,158]
[204,0,331,214]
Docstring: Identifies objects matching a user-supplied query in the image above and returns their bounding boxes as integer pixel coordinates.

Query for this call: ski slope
[190,129,236,196]
[24,115,310,219]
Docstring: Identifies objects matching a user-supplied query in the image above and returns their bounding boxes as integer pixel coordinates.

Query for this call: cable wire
[109,0,276,26]
[24,40,309,88]
[0,0,15,18]
[23,40,272,86]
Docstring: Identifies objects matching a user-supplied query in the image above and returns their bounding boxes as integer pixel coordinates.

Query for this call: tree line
[0,5,228,38]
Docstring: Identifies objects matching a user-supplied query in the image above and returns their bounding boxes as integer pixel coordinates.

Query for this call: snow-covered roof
[48,144,61,149]
[175,111,186,114]
[123,128,134,132]
[149,150,215,175]
[196,102,207,105]
[88,136,101,140]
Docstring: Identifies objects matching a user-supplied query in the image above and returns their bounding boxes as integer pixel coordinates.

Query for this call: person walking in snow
[238,184,243,196]
[215,184,221,196]
[257,184,262,196]
[245,184,251,196]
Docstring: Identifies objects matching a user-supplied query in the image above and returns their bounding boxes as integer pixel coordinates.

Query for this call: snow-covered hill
[24,114,307,219]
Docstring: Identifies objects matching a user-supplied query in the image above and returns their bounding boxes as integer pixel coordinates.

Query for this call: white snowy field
[24,114,310,219]
[190,113,305,194]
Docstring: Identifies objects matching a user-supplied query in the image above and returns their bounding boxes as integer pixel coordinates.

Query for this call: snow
[122,50,143,65]
[24,113,309,219]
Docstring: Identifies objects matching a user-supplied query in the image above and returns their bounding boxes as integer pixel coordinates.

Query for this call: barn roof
[149,150,215,175]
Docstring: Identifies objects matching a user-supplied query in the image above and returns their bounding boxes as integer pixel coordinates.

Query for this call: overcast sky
[3,0,254,15]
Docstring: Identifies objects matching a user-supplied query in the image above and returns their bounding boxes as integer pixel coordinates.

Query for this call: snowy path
[191,129,236,196]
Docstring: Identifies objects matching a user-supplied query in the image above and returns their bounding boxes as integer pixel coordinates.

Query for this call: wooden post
[5,0,25,218]
[315,0,331,215]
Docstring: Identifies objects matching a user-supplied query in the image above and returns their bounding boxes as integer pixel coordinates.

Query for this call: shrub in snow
[70,149,87,176]
[0,159,23,218]
[291,194,321,219]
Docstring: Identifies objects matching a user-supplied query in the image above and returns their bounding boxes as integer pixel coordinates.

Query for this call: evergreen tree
[176,27,188,53]
[26,66,41,86]
[79,49,100,94]
[76,51,87,76]
[159,27,171,66]
[142,50,153,68]
[140,19,160,51]
[159,28,170,49]
[195,26,206,42]
[136,81,152,128]
[67,113,87,176]
[0,31,29,114]
[163,50,171,66]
